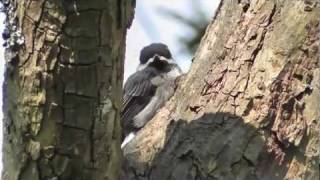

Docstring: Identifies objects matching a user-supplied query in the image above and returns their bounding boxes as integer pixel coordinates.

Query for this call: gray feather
[121,53,182,140]
[121,67,158,136]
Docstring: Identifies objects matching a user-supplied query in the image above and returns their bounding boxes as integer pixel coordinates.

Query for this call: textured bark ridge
[2,0,134,179]
[123,0,320,179]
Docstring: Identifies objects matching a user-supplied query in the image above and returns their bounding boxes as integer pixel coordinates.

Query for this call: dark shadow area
[122,112,296,180]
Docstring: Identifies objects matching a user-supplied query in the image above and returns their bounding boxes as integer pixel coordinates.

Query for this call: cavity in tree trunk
[123,0,320,179]
[2,0,134,179]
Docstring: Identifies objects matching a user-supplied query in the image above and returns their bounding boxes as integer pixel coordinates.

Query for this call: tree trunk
[123,0,319,179]
[2,0,134,179]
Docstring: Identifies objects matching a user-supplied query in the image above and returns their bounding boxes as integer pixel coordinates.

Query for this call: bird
[121,43,182,148]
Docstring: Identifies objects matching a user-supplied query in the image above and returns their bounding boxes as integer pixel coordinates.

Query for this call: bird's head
[137,43,176,71]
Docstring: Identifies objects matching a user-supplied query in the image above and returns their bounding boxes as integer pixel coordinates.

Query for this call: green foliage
[158,1,210,55]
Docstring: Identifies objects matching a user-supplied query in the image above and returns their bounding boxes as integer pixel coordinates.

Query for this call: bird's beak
[154,55,161,62]
[154,55,170,63]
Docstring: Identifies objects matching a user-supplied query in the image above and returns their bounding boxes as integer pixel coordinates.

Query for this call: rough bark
[123,0,320,179]
[2,0,134,179]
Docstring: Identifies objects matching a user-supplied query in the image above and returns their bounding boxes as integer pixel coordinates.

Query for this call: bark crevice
[122,0,319,179]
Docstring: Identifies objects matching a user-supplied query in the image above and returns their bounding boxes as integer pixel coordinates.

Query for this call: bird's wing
[121,69,157,135]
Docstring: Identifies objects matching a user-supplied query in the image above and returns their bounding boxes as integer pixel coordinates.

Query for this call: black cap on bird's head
[139,43,172,65]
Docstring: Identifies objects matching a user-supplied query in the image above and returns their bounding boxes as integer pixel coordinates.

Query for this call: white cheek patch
[137,64,146,71]
[167,67,182,78]
[159,56,169,61]
[121,132,136,149]
[137,57,155,71]
[137,56,173,71]
[167,58,177,65]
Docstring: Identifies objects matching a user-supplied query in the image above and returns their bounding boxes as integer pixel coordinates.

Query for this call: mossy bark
[2,0,134,179]
[123,0,319,179]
